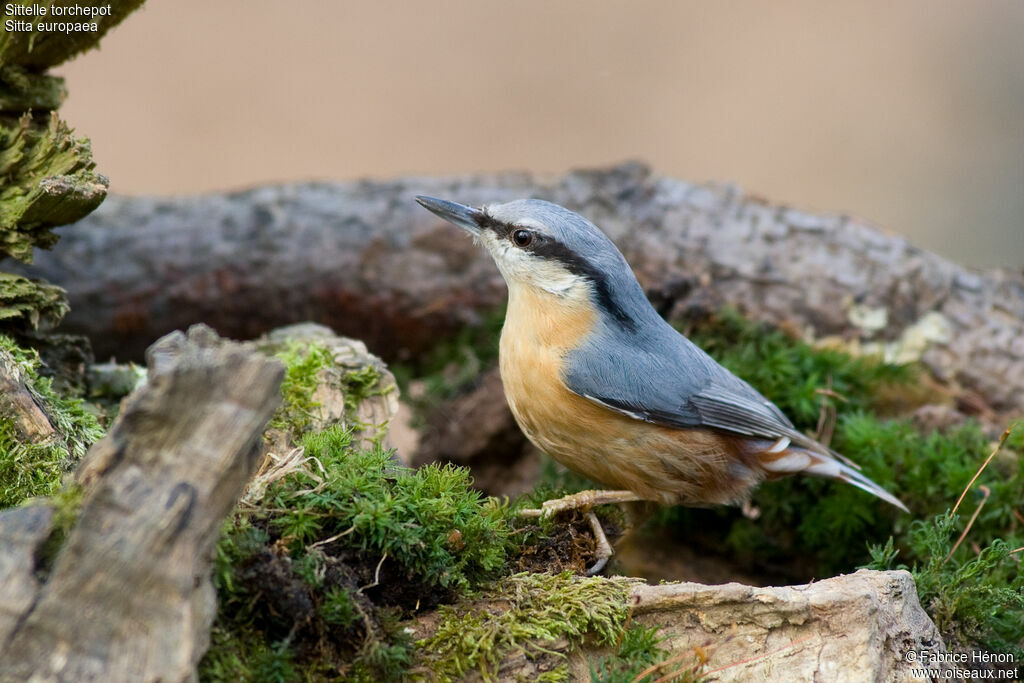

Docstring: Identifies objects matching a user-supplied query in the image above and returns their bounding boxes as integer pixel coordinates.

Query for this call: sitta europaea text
[416,196,908,574]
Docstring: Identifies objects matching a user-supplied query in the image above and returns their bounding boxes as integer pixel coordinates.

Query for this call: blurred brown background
[57,0,1023,268]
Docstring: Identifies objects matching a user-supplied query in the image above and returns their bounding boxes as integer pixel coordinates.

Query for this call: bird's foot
[519,489,642,518]
[584,510,613,576]
[519,490,642,576]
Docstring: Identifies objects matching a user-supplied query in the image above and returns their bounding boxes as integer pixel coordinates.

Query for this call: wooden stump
[0,325,282,682]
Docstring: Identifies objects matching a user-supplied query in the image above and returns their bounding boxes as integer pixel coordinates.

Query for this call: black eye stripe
[471,210,636,331]
[472,211,509,235]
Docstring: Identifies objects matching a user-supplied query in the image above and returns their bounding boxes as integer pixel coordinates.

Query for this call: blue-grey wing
[563,325,802,442]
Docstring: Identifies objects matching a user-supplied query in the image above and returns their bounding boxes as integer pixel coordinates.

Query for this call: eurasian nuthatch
[415,195,907,574]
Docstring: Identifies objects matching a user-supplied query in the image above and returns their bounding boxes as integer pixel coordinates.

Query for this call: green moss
[0,112,108,263]
[867,512,1024,658]
[0,335,103,508]
[203,424,512,681]
[280,426,509,591]
[673,416,1024,579]
[589,623,699,683]
[418,571,642,681]
[269,341,335,432]
[200,623,299,683]
[651,310,1018,573]
[342,364,385,416]
[269,341,389,442]
[685,307,916,423]
[863,423,1024,657]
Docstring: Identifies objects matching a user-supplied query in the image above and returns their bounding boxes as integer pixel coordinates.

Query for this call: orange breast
[498,285,761,506]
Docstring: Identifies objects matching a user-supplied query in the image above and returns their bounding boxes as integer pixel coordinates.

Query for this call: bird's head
[415,196,650,331]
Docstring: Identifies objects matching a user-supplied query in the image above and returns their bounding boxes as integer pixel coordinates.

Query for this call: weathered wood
[625,569,946,682]
[12,163,1024,410]
[0,351,57,444]
[0,325,283,682]
[0,505,54,646]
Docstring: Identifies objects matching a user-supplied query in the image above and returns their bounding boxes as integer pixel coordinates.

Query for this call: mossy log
[0,67,66,111]
[0,325,283,682]
[0,112,107,264]
[0,271,68,330]
[255,322,400,454]
[13,163,1024,412]
[409,569,947,681]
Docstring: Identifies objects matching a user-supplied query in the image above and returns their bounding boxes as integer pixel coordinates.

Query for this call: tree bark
[0,353,57,444]
[0,325,282,682]
[13,163,1024,410]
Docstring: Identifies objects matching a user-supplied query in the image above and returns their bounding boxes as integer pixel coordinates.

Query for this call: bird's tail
[757,438,909,513]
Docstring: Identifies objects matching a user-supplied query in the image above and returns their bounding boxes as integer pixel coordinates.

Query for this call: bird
[415,195,908,574]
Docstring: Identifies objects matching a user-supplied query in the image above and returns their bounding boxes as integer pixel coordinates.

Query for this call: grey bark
[0,325,283,683]
[12,162,1024,410]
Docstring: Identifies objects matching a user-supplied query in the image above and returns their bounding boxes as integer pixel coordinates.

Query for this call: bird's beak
[415,196,483,236]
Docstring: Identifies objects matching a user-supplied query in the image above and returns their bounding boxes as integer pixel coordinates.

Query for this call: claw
[584,510,613,576]
[519,490,643,575]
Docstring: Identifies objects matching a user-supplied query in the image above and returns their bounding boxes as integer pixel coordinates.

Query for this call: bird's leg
[584,510,613,576]
[520,490,644,576]
[519,489,643,518]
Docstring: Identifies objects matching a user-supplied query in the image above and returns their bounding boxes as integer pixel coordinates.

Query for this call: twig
[950,428,1011,518]
[359,552,388,592]
[944,486,990,565]
[307,525,357,550]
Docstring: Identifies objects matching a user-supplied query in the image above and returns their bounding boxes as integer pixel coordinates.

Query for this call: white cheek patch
[531,260,586,296]
[481,227,590,300]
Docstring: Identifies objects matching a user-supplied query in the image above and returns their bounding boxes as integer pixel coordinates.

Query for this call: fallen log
[12,163,1024,411]
[0,325,282,682]
[408,569,948,682]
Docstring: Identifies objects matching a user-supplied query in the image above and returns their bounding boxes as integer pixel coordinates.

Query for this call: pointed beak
[415,195,483,236]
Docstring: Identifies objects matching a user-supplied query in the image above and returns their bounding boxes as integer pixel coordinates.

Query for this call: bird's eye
[511,229,534,247]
